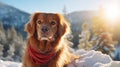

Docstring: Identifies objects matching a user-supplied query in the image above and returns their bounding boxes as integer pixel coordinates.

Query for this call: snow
[0,49,120,67]
[68,49,120,67]
[0,60,22,67]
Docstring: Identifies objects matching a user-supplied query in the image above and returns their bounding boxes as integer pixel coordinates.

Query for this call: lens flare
[104,4,120,23]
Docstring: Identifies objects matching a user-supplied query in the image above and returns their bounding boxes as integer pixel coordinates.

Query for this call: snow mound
[68,49,120,67]
[0,60,22,67]
[0,50,120,67]
[97,61,120,67]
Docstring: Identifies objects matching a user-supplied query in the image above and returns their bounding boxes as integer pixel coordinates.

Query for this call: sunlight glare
[104,4,119,23]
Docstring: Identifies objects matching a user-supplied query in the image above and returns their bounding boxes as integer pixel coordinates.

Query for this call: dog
[22,12,76,67]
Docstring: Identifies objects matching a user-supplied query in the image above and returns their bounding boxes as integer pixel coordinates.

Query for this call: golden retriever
[22,12,75,67]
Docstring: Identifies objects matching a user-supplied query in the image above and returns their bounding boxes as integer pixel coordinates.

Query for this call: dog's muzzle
[41,26,49,33]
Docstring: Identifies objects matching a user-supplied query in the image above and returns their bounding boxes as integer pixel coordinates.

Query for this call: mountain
[0,2,30,37]
[67,11,97,23]
[66,11,97,47]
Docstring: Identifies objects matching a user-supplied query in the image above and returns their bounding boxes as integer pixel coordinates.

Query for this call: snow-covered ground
[68,49,120,67]
[0,49,120,67]
[0,60,22,67]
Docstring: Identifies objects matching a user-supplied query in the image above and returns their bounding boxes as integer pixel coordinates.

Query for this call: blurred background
[0,0,120,62]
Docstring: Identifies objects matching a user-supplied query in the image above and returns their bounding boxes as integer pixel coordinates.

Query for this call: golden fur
[22,12,74,67]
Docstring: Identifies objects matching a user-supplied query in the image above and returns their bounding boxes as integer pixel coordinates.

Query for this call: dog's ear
[57,14,70,37]
[25,12,40,36]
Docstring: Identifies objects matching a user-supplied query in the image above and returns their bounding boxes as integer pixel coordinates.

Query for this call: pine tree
[5,26,26,61]
[78,22,92,50]
[0,21,26,61]
[91,7,117,57]
[6,44,15,61]
[14,33,26,58]
[0,44,3,59]
[11,26,18,42]
[63,5,67,17]
[0,21,5,32]
[6,27,16,43]
[0,21,6,44]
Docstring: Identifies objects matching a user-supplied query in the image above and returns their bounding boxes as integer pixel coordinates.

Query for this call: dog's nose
[41,26,49,32]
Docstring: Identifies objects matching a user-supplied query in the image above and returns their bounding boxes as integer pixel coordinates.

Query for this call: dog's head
[25,12,70,42]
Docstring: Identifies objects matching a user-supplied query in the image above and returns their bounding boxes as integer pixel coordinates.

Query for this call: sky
[0,0,120,14]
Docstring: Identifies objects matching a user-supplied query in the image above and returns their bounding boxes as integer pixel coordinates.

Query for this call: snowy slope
[0,60,22,67]
[0,2,30,37]
[68,50,111,67]
[67,11,97,23]
[0,2,30,26]
[0,50,120,67]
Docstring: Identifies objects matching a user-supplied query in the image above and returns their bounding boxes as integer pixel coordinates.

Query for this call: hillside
[67,11,97,47]
[0,2,30,37]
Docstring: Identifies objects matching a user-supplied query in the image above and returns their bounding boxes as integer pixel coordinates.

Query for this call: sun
[104,4,119,23]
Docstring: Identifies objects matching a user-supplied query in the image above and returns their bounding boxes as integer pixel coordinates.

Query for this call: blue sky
[0,0,119,14]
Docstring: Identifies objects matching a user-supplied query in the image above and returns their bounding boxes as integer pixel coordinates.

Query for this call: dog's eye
[50,21,56,25]
[37,20,41,24]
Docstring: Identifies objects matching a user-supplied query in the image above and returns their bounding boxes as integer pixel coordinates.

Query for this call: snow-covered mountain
[66,11,97,47]
[0,2,30,37]
[67,11,97,23]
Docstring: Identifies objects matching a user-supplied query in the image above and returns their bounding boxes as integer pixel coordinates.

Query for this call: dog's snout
[41,26,49,32]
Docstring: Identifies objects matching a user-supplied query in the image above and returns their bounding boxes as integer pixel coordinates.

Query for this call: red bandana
[28,45,56,64]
